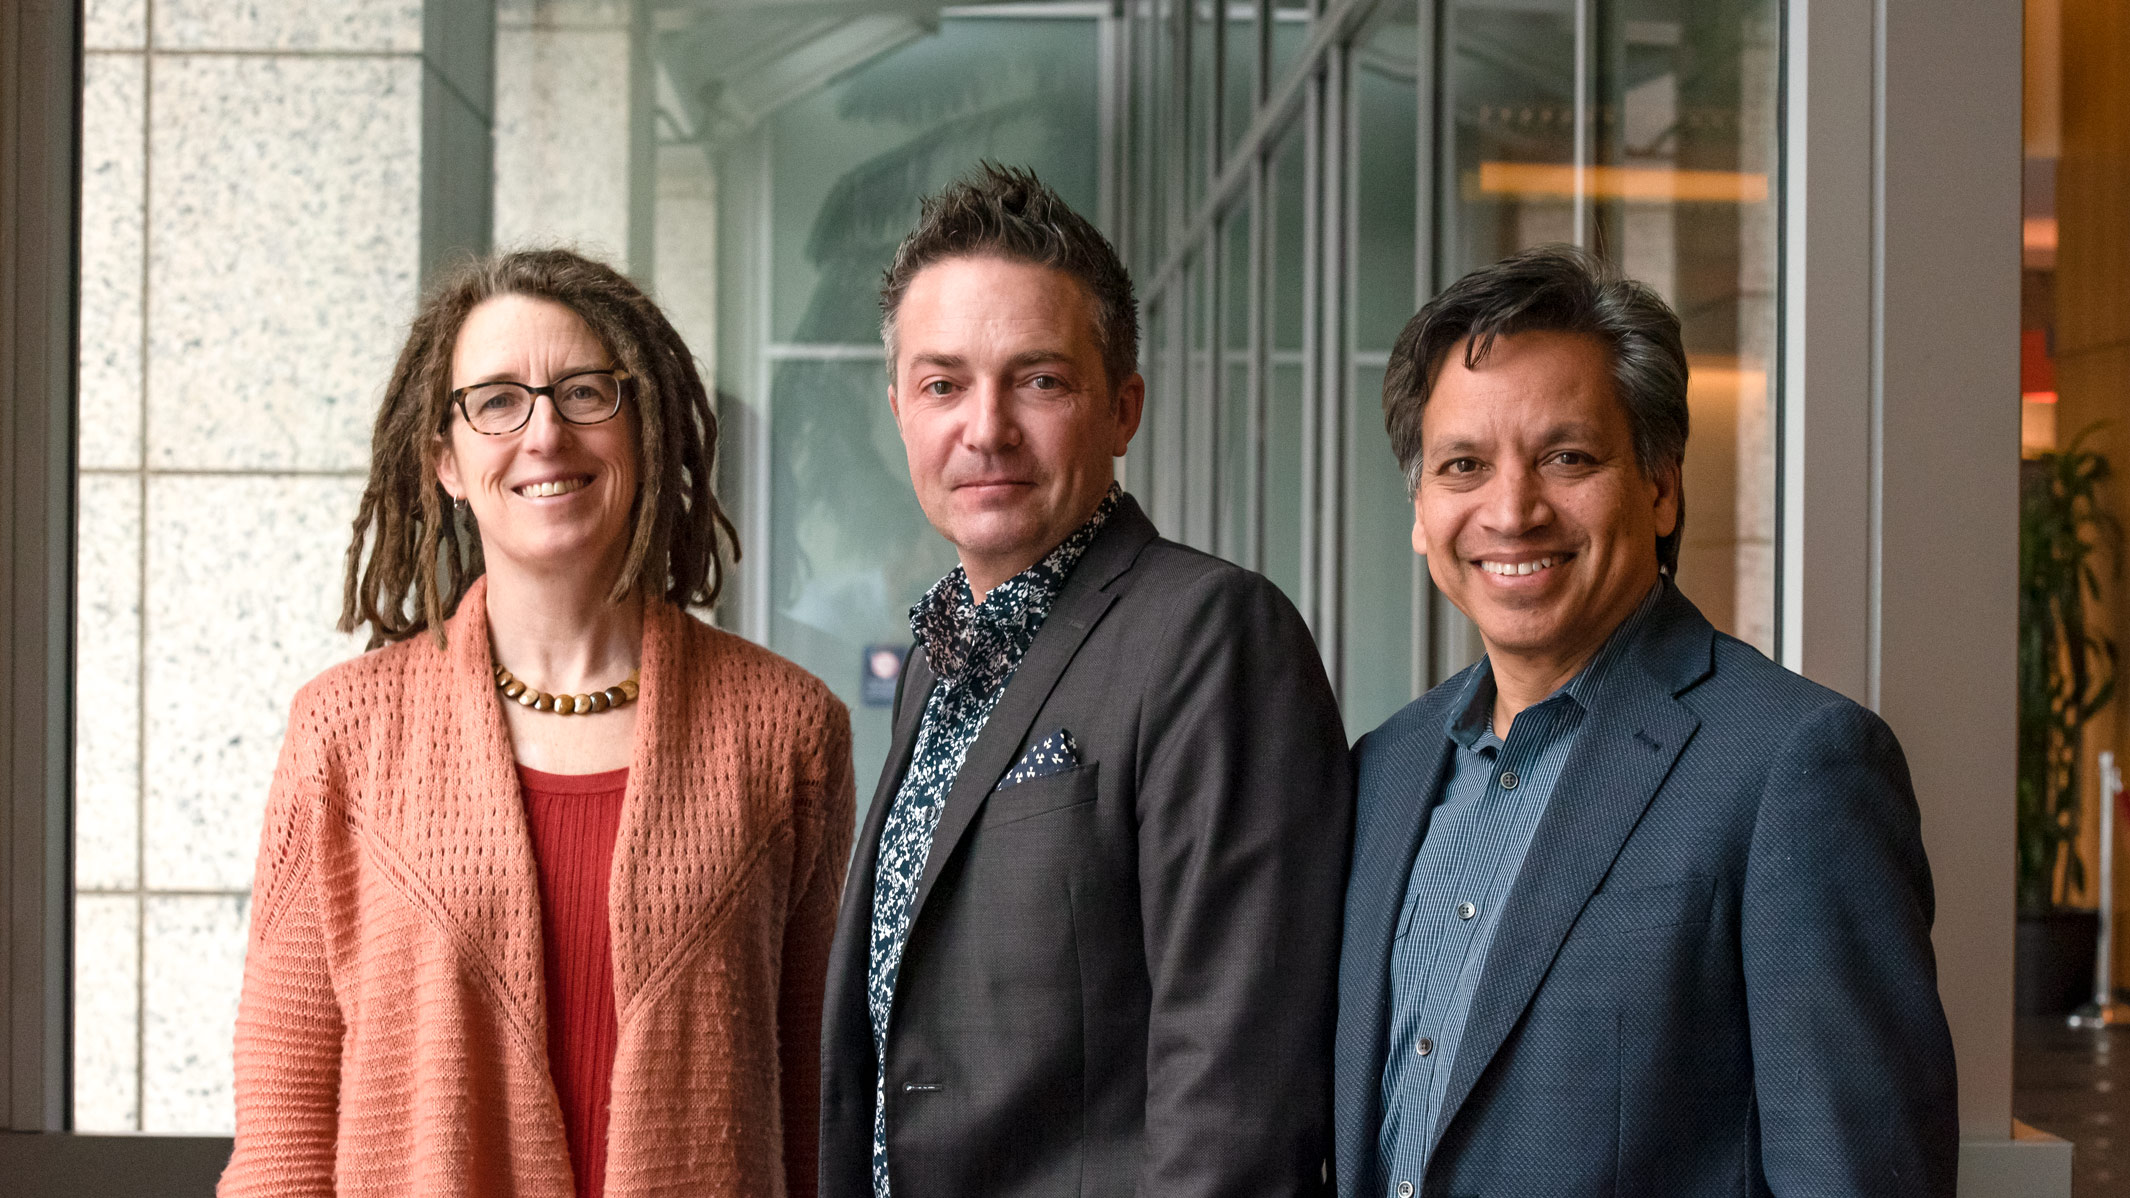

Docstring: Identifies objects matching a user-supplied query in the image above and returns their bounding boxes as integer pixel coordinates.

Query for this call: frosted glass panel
[764,19,1101,346]
[769,359,958,806]
[732,13,1105,809]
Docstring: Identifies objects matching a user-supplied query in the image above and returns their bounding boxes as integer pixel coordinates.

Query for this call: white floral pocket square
[997,729,1080,790]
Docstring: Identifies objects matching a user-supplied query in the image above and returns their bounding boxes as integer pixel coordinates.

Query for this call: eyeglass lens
[459,371,622,434]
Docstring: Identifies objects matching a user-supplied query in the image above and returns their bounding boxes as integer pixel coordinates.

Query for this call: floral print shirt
[866,484,1122,1198]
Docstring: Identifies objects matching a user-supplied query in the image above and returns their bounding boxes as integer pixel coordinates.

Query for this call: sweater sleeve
[779,697,856,1198]
[220,708,344,1198]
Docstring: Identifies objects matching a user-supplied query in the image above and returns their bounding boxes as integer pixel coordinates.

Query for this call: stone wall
[72,0,491,1133]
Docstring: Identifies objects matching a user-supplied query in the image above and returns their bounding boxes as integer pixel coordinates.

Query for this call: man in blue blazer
[1336,245,1958,1198]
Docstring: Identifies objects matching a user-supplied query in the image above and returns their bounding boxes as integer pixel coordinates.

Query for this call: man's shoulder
[1112,535,1304,627]
[1361,663,1477,748]
[1689,630,1879,735]
[1124,532,1259,589]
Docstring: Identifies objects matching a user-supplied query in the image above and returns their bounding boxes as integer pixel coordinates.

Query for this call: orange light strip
[1477,162,1771,204]
[2023,391,2059,404]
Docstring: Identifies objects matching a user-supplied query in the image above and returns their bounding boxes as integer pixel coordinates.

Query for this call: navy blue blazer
[1334,584,1958,1197]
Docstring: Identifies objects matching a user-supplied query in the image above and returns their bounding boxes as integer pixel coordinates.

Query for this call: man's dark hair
[1382,243,1690,573]
[880,162,1138,390]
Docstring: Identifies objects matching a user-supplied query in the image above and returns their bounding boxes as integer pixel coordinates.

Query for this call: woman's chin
[485,528,626,583]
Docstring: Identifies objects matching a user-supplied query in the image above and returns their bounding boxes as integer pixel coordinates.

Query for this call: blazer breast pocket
[980,761,1100,828]
[1567,874,1715,941]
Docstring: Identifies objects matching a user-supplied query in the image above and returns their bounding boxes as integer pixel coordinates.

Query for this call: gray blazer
[1334,582,1958,1197]
[821,493,1353,1198]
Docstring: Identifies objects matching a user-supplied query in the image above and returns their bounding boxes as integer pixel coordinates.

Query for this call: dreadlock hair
[340,248,738,648]
[879,162,1138,391]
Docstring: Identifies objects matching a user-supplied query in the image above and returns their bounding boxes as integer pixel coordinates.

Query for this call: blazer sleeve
[1134,568,1353,1197]
[220,700,343,1198]
[1742,700,1959,1197]
[779,696,856,1198]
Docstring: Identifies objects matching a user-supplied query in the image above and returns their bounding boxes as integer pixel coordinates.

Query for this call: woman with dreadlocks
[221,249,853,1198]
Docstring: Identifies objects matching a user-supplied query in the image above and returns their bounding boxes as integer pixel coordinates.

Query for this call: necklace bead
[493,663,640,716]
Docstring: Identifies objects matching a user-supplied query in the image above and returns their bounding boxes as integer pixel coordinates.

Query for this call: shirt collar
[1445,578,1669,749]
[910,484,1123,693]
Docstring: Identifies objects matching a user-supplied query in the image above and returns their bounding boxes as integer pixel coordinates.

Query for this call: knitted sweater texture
[219,576,855,1198]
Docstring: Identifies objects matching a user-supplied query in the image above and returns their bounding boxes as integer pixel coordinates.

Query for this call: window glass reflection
[713,13,1103,803]
[1442,0,1779,653]
[1270,0,1313,91]
[1224,0,1260,162]
[1344,3,1424,733]
[1220,199,1256,565]
[1264,126,1309,609]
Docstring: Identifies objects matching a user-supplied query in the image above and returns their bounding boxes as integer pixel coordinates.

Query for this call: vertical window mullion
[1248,155,1269,573]
[1297,77,1323,636]
[1410,0,1440,696]
[1316,46,1349,690]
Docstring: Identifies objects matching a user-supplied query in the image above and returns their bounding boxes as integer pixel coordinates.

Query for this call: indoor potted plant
[2016,423,2120,1014]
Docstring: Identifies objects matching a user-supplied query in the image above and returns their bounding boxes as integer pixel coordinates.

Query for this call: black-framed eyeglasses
[449,368,632,436]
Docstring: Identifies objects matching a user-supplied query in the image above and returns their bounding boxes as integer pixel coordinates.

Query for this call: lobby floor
[2014,1015,2128,1197]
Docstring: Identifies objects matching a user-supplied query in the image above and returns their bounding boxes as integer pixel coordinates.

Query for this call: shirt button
[1499,770,1519,790]
[1457,901,1477,920]
[1415,1037,1435,1057]
[1398,1181,1415,1197]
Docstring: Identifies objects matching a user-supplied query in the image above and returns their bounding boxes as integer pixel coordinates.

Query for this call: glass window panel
[1441,0,1577,272]
[1271,0,1313,90]
[1224,0,1260,163]
[1185,249,1217,549]
[769,358,960,799]
[712,11,1106,799]
[764,18,1101,345]
[1353,6,1421,353]
[1135,298,1167,499]
[1264,125,1309,607]
[1345,360,1419,733]
[1343,15,1425,731]
[1191,0,1218,210]
[1152,255,1194,531]
[1440,0,1779,654]
[1147,0,1174,269]
[1219,200,1256,564]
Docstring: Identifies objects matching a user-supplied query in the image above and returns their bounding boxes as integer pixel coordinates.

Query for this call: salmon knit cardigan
[219,577,854,1198]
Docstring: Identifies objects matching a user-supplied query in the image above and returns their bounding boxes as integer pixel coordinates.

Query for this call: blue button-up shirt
[1375,582,1662,1196]
[865,485,1120,1198]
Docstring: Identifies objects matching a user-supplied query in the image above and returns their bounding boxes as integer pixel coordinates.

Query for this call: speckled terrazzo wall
[72,0,493,1133]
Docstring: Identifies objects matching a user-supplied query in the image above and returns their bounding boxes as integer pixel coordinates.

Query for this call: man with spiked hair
[818,163,1351,1198]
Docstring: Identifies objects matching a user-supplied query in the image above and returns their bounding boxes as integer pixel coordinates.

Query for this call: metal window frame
[1,0,81,1139]
[1130,0,1385,670]
[0,1,234,1191]
[1313,40,1348,682]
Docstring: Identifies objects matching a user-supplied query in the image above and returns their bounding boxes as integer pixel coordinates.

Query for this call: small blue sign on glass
[861,643,908,707]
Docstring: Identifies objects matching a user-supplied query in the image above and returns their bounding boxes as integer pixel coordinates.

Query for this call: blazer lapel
[1334,699,1459,1185]
[902,495,1157,934]
[1430,593,1713,1147]
[904,583,1117,928]
[872,650,934,839]
[836,648,934,936]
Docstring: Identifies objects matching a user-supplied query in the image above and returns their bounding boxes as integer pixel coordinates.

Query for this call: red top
[518,765,629,1198]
